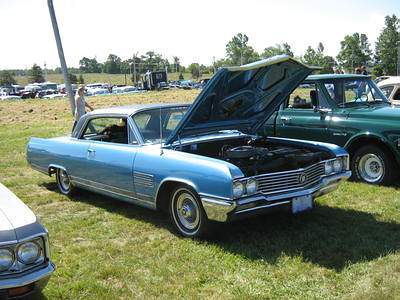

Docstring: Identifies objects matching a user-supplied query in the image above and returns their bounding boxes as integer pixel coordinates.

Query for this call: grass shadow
[41,183,400,271]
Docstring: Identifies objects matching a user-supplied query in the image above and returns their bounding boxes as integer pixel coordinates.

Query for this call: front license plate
[292,195,313,214]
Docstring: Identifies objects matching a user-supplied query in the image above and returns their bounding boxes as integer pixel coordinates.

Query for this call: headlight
[333,159,343,173]
[325,161,333,175]
[0,248,14,272]
[233,181,245,198]
[17,242,40,265]
[246,179,258,195]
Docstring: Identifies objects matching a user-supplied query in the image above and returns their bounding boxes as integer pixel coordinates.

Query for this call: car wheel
[56,168,74,195]
[351,145,394,185]
[169,186,209,238]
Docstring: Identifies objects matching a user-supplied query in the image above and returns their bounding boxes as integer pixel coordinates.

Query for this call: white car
[0,183,54,298]
[377,76,400,105]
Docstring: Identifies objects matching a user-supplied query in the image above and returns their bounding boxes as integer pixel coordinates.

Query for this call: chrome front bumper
[0,261,55,291]
[201,171,351,222]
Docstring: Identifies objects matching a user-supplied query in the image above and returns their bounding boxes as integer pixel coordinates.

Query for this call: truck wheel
[351,145,394,185]
[56,169,75,195]
[169,185,210,238]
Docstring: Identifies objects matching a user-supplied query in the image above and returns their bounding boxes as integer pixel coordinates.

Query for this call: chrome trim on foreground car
[201,170,351,222]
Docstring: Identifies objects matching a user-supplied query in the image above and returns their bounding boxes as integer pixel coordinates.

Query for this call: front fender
[134,146,243,202]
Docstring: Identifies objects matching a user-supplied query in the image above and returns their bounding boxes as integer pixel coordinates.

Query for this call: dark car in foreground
[27,56,350,238]
[264,73,400,185]
[0,183,54,299]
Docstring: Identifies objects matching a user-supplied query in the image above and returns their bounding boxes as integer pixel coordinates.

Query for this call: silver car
[0,183,54,299]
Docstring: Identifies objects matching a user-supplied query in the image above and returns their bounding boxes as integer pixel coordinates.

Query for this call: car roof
[87,103,191,116]
[377,76,400,86]
[306,74,370,81]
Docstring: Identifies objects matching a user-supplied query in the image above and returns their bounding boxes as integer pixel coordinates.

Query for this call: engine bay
[178,136,331,176]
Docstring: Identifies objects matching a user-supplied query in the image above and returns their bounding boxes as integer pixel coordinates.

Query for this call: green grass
[1,90,400,299]
[15,72,211,86]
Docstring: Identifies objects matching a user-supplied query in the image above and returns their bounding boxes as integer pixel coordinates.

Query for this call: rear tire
[351,145,394,185]
[56,169,75,196]
[169,185,210,238]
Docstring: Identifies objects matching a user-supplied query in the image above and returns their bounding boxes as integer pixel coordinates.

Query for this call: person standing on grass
[72,86,94,131]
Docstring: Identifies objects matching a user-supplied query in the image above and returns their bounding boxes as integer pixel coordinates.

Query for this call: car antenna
[159,106,164,155]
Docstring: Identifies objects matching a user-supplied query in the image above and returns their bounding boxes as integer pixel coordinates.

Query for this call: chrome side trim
[30,163,47,174]
[134,172,154,188]
[70,176,156,209]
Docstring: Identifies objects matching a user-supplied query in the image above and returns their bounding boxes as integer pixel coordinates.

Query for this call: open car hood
[166,55,314,145]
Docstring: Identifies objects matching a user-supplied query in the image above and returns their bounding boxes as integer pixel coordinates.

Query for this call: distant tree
[78,74,84,84]
[178,73,184,80]
[68,73,78,84]
[225,33,259,65]
[337,33,372,72]
[0,70,16,86]
[103,54,122,74]
[188,63,201,79]
[261,43,293,59]
[79,57,102,73]
[302,43,336,73]
[28,64,45,83]
[375,15,400,75]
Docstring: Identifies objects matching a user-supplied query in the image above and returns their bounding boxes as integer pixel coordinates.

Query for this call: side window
[380,85,394,98]
[288,83,318,109]
[393,88,400,101]
[81,117,131,144]
[166,111,185,130]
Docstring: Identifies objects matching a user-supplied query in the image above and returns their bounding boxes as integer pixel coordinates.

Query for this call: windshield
[323,78,389,108]
[132,106,188,143]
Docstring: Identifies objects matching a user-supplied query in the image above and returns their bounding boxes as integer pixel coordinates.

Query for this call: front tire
[351,145,394,185]
[56,168,75,195]
[169,186,210,238]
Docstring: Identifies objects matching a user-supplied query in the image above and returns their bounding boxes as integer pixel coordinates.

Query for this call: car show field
[1,89,400,299]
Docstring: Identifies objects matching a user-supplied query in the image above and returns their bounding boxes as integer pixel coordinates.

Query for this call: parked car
[377,76,400,105]
[263,73,400,185]
[27,55,350,238]
[0,183,54,298]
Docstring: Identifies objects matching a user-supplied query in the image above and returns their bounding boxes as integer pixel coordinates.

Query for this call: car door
[78,116,138,199]
[275,82,333,143]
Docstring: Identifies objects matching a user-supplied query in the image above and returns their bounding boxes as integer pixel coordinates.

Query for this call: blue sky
[0,0,399,69]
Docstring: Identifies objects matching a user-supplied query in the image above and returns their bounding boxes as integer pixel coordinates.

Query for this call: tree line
[1,14,399,86]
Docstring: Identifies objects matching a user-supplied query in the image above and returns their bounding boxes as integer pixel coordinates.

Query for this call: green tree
[0,70,16,86]
[68,73,78,84]
[261,42,293,58]
[79,57,102,73]
[225,33,259,65]
[375,15,400,75]
[78,74,84,84]
[103,54,122,74]
[336,33,372,72]
[188,63,201,79]
[302,43,336,73]
[28,64,45,83]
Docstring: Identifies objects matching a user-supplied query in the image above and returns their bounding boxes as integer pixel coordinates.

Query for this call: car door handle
[281,116,291,124]
[87,149,96,153]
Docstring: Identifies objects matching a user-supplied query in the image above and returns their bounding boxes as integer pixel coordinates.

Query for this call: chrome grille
[256,162,325,195]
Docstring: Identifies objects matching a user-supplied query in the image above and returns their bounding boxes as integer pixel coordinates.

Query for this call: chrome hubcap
[175,192,199,230]
[358,154,384,183]
[59,170,70,191]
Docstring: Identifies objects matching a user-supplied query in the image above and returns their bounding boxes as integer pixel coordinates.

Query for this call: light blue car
[27,55,351,238]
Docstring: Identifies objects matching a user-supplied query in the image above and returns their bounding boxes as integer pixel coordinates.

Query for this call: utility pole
[44,62,48,82]
[132,52,138,86]
[47,0,75,114]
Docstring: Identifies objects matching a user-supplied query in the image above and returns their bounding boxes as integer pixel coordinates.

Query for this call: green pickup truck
[263,74,400,185]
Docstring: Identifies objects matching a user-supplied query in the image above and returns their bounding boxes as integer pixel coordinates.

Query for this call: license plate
[292,195,313,214]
